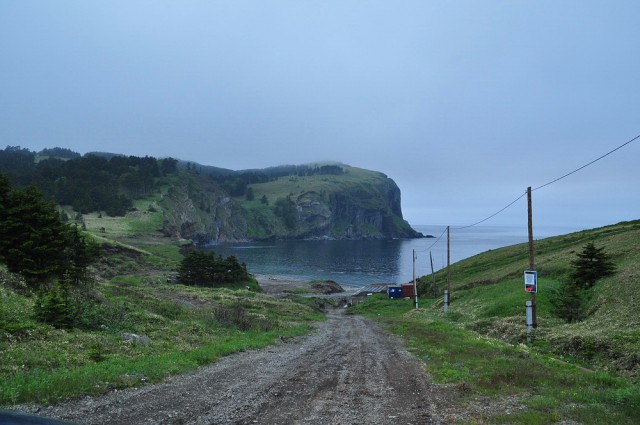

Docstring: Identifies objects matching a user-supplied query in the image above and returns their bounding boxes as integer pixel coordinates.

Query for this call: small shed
[387,285,403,299]
[402,283,415,299]
[354,283,392,297]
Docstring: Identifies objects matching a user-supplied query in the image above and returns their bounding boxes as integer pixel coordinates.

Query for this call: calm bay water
[208,224,580,286]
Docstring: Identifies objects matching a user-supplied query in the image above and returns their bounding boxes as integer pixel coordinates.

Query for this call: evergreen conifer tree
[570,242,615,289]
[2,185,68,286]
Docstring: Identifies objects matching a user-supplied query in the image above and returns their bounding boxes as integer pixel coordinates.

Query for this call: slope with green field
[416,219,640,378]
[346,220,640,423]
[235,164,421,240]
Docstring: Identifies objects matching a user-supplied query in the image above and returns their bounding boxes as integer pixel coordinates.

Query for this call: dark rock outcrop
[159,165,422,243]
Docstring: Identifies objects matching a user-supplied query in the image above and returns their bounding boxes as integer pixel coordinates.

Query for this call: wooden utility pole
[527,187,537,328]
[446,225,451,310]
[412,249,418,309]
[429,251,438,297]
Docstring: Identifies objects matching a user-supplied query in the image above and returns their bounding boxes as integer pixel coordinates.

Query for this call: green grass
[417,220,640,376]
[345,220,640,422]
[0,275,322,406]
[141,244,182,269]
[1,325,312,405]
[237,165,392,215]
[352,296,640,424]
[238,165,387,205]
[82,195,165,238]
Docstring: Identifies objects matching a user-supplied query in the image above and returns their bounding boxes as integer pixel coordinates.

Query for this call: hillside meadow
[351,219,640,423]
[419,219,640,377]
[0,270,324,406]
[1,187,326,407]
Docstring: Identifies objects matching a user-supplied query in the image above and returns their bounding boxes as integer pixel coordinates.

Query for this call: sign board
[524,270,538,293]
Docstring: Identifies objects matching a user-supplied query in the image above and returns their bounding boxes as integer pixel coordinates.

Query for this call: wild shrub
[177,251,248,287]
[33,283,75,329]
[71,292,129,330]
[550,278,588,323]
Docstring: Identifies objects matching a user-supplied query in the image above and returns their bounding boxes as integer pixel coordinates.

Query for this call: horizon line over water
[404,224,584,279]
[209,224,584,287]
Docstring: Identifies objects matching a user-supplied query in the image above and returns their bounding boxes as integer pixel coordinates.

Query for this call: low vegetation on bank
[351,220,640,423]
[353,297,639,424]
[0,272,323,405]
[0,171,325,406]
[415,220,640,379]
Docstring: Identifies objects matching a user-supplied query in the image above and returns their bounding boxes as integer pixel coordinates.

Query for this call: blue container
[387,285,403,299]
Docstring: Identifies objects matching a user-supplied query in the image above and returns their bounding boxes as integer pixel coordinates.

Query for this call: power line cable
[532,133,640,191]
[450,132,639,229]
[415,226,448,253]
[453,191,527,230]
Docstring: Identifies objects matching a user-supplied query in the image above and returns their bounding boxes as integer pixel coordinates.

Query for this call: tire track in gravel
[28,309,444,425]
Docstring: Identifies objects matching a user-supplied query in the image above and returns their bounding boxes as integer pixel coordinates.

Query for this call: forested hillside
[0,146,177,216]
[0,146,421,242]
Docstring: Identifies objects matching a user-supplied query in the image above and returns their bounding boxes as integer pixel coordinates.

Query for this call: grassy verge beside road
[352,296,640,424]
[351,220,640,424]
[413,220,640,379]
[1,273,323,406]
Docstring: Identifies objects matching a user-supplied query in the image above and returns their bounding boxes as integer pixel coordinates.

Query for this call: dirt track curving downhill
[28,308,444,424]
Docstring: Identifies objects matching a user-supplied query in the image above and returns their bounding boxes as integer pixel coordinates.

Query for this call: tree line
[0,146,178,216]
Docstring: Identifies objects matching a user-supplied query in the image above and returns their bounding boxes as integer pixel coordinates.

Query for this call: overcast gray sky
[1,1,639,231]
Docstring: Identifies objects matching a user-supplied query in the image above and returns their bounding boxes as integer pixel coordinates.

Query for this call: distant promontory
[0,147,422,243]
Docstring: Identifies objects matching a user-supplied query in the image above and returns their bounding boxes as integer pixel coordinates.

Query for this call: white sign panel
[524,270,538,293]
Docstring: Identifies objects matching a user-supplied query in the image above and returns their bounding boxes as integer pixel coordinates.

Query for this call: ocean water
[207,224,580,286]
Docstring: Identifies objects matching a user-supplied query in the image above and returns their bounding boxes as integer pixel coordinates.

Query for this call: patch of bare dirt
[255,275,358,299]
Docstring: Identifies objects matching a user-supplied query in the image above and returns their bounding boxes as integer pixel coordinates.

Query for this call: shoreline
[253,273,361,297]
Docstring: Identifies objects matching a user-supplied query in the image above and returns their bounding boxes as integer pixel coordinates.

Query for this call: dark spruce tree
[273,197,298,230]
[0,175,101,289]
[570,242,616,289]
[0,174,103,328]
[1,185,69,286]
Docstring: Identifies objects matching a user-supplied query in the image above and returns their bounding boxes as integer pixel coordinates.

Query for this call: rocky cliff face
[160,175,248,243]
[327,179,420,239]
[159,166,422,243]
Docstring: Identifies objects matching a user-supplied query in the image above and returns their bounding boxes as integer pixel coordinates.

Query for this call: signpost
[524,270,537,342]
[524,270,538,293]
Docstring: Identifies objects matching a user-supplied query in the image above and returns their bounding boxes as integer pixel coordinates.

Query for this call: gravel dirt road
[28,307,445,424]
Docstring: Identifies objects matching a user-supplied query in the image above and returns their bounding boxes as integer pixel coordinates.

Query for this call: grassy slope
[353,297,639,424]
[420,220,640,376]
[0,276,321,405]
[350,220,640,423]
[240,165,387,202]
[0,183,326,406]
